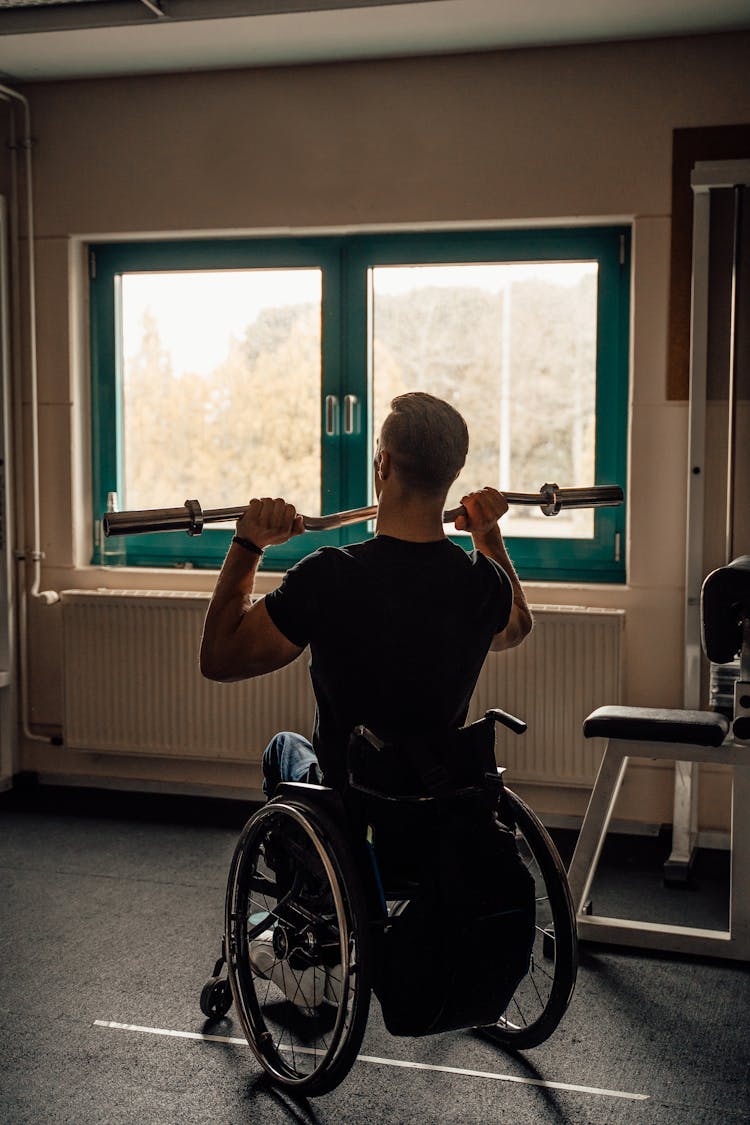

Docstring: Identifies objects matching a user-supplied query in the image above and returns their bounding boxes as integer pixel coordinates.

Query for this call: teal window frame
[90,225,629,581]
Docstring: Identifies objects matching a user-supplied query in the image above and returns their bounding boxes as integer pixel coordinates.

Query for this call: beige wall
[7,31,750,824]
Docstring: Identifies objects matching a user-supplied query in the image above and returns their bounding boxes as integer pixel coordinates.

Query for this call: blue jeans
[262,730,322,796]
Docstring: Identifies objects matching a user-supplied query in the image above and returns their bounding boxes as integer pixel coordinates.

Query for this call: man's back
[265,535,512,786]
[200,393,533,792]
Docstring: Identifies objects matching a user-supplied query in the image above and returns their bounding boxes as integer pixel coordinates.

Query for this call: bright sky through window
[121,263,593,379]
[121,269,322,378]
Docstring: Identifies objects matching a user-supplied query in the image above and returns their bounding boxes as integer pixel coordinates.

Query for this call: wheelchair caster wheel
[200,976,232,1019]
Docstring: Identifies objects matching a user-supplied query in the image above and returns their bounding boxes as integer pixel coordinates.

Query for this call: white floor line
[93,1020,649,1102]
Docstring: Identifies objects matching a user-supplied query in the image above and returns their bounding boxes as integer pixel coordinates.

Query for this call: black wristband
[232,535,264,556]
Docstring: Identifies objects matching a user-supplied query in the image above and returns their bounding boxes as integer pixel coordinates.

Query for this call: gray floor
[1,786,748,1125]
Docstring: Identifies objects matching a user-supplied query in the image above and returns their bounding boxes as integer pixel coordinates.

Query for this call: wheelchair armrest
[273,781,351,825]
[485,708,527,735]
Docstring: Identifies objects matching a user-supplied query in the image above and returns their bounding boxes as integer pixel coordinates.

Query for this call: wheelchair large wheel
[483,787,577,1050]
[225,796,372,1097]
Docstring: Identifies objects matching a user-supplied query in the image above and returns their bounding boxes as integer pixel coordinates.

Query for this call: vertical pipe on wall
[0,85,56,605]
[4,109,25,583]
[0,197,17,786]
[1,84,59,750]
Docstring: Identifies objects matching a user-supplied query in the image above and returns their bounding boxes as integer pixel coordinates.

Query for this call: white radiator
[61,589,315,763]
[61,591,623,783]
[467,605,624,785]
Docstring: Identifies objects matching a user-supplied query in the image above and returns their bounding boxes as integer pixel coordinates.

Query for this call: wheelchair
[200,708,578,1096]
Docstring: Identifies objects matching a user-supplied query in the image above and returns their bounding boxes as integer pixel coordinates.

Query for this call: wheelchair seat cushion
[583,705,729,746]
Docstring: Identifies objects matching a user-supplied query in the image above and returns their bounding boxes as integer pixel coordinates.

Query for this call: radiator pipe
[103,484,624,538]
[1,84,59,751]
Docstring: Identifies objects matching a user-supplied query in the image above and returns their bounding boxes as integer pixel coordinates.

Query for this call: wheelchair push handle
[485,707,528,736]
[102,483,624,538]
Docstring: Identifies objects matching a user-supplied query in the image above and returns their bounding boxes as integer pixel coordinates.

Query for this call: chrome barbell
[102,483,624,538]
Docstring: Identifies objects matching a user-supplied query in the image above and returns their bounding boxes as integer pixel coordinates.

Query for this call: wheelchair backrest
[346,713,499,803]
[345,715,503,895]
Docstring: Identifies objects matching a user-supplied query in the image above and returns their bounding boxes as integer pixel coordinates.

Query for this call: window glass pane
[120,269,322,516]
[371,262,598,538]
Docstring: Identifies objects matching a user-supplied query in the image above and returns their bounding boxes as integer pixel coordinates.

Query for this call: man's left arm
[200,497,305,682]
[455,487,533,652]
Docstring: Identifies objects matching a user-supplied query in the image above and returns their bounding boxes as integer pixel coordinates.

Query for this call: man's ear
[377,449,392,480]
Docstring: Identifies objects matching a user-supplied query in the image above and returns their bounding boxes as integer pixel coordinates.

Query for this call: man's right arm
[454,487,533,652]
[200,497,305,682]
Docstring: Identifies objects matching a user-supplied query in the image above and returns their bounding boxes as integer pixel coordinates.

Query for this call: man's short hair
[380,392,469,497]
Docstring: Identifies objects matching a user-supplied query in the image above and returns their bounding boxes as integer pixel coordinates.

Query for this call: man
[200,391,532,793]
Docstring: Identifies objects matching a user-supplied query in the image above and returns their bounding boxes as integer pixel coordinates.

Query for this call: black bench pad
[583,705,730,746]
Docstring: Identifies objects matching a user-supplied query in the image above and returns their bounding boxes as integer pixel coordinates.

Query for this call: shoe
[250,934,328,1016]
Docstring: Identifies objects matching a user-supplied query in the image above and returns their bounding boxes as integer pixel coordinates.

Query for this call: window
[90,227,629,580]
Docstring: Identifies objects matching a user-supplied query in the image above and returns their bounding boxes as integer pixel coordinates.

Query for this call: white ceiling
[1,0,749,84]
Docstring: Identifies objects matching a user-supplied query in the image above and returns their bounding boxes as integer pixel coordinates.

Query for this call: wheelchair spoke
[509,992,529,1027]
[288,1032,298,1076]
[530,958,555,985]
[526,961,546,1007]
[260,973,273,1009]
[529,956,555,985]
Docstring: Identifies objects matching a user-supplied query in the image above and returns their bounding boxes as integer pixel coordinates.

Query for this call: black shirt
[264,535,512,787]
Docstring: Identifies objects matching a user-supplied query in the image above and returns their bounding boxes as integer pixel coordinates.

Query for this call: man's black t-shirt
[264,535,512,787]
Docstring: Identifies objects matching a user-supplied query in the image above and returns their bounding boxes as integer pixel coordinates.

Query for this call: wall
[6,31,750,823]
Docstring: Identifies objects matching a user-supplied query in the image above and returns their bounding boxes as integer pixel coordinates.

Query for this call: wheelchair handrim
[225,801,360,1088]
[484,787,578,1048]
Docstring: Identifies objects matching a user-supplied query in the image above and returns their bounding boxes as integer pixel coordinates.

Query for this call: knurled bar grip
[102,484,623,538]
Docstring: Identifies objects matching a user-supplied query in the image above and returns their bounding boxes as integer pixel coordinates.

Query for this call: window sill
[61,563,285,597]
[58,565,634,610]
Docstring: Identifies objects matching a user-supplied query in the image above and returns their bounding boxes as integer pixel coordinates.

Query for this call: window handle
[344,394,359,435]
[325,394,339,436]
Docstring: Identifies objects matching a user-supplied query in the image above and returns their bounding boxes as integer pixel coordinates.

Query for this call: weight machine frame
[671,158,750,882]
